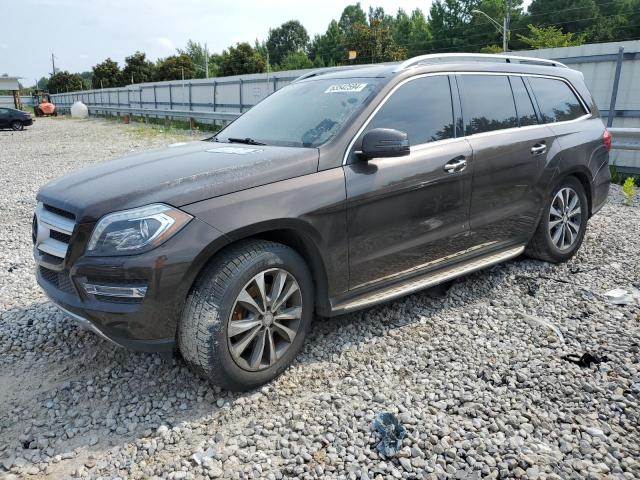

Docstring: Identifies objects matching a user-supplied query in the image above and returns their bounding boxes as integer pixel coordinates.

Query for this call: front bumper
[35,217,224,352]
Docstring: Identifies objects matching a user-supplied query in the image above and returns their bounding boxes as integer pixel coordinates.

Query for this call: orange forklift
[32,92,57,117]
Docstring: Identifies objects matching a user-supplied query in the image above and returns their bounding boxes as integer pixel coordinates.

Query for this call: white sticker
[324,83,368,93]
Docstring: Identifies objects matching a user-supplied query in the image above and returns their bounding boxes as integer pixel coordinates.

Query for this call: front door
[345,75,474,289]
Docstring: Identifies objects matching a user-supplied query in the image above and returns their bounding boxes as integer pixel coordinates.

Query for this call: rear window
[510,76,538,126]
[459,75,518,135]
[528,77,586,123]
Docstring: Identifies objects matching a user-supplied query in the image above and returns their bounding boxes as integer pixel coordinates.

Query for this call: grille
[43,204,75,220]
[39,266,76,295]
[49,230,71,243]
[35,202,76,262]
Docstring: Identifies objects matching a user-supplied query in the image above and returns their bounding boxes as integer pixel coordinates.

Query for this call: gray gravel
[1,117,639,479]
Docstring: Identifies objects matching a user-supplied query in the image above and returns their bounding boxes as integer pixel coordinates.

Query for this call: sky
[0,0,435,84]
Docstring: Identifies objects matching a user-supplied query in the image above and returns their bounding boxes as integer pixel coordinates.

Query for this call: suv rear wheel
[178,240,314,391]
[526,176,588,263]
[10,120,23,131]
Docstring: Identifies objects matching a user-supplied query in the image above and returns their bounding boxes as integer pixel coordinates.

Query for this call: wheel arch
[183,220,332,317]
[560,167,593,217]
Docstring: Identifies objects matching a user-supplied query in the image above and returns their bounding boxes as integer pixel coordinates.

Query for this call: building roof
[0,77,22,90]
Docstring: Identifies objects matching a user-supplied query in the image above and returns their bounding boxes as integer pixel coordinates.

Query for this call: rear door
[459,74,556,248]
[344,74,474,289]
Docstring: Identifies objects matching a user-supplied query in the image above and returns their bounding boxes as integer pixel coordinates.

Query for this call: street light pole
[472,1,511,52]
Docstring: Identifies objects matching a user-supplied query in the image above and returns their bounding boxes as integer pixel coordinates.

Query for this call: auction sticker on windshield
[324,83,368,93]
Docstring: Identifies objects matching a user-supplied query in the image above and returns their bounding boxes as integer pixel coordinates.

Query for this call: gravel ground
[1,117,639,480]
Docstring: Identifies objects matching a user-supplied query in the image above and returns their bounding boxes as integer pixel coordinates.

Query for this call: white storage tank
[70,101,89,119]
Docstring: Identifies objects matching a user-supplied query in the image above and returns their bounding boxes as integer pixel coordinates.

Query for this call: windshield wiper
[227,137,266,146]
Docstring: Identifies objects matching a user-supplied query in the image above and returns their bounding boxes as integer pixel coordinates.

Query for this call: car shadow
[0,256,533,474]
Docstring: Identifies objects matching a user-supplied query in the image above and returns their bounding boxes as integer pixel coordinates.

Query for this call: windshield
[215,78,380,148]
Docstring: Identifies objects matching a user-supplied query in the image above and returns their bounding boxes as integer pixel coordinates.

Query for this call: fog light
[83,283,147,298]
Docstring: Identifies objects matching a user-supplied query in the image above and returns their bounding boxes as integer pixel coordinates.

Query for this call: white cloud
[156,37,175,50]
[0,44,8,49]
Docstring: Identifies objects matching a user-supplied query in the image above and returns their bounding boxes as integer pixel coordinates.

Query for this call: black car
[34,53,611,390]
[0,107,34,130]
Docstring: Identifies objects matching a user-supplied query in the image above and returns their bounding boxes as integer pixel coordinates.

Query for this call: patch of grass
[610,166,640,187]
[622,177,637,205]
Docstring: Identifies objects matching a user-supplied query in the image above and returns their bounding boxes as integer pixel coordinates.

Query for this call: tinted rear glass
[363,75,454,146]
[510,76,538,126]
[460,75,518,135]
[528,77,586,123]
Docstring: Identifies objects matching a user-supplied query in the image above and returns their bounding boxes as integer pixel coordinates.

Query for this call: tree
[339,3,367,35]
[343,7,407,63]
[517,24,586,48]
[219,43,266,76]
[527,0,598,34]
[79,71,93,90]
[91,58,122,88]
[393,8,432,57]
[177,40,215,78]
[121,51,155,84]
[278,51,313,71]
[309,20,345,66]
[266,20,309,65]
[154,54,197,81]
[47,71,84,93]
[427,0,479,53]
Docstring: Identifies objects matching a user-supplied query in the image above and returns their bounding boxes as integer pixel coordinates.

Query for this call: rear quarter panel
[546,116,610,215]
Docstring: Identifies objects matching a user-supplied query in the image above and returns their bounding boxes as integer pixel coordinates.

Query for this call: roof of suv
[295,53,572,82]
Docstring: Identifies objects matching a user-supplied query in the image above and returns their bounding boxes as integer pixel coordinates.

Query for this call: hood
[37,141,319,223]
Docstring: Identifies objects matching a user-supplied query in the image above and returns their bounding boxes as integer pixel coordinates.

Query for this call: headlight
[87,204,192,256]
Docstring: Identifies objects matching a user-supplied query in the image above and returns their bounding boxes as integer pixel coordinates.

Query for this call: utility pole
[504,0,511,53]
[51,53,57,76]
[204,43,209,79]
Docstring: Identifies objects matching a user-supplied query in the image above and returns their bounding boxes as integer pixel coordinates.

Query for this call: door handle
[530,143,547,155]
[443,156,467,173]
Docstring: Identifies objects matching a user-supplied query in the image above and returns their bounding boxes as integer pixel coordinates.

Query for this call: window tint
[460,75,518,135]
[511,77,538,126]
[364,76,454,146]
[528,77,586,123]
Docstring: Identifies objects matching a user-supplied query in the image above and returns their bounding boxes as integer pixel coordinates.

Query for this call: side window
[460,75,518,135]
[363,76,454,146]
[510,77,538,126]
[528,77,586,123]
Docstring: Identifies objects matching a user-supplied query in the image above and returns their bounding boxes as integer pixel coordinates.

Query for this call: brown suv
[34,54,611,390]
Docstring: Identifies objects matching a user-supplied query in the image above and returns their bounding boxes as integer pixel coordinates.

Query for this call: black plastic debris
[373,412,406,457]
[562,352,608,368]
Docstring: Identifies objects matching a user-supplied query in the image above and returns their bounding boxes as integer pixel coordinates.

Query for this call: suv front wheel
[526,176,588,263]
[178,240,314,391]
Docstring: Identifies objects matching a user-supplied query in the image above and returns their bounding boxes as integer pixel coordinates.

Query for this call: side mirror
[360,128,410,159]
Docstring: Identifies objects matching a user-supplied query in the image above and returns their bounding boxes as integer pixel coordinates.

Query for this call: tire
[178,240,314,391]
[10,121,23,131]
[526,176,588,263]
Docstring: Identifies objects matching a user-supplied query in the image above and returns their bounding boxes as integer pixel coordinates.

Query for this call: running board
[333,245,525,313]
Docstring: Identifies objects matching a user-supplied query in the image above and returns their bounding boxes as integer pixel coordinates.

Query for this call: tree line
[39,0,640,93]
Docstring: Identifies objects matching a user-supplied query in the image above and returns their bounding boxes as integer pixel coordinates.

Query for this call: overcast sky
[1,0,440,84]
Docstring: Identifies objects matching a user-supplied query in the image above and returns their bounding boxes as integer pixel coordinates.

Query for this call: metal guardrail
[610,128,640,151]
[79,105,240,123]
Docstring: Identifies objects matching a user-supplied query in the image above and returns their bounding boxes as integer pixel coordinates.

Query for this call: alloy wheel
[549,187,582,250]
[227,268,302,371]
[10,121,23,131]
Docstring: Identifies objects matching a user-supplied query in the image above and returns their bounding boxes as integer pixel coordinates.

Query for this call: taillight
[603,129,612,151]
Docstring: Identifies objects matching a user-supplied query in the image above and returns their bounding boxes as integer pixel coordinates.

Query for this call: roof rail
[393,53,568,72]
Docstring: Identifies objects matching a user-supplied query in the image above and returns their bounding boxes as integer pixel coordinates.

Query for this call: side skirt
[330,245,525,314]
